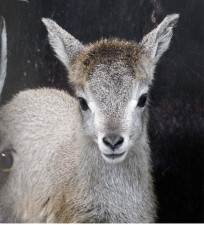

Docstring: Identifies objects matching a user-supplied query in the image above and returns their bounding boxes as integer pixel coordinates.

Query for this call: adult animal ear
[42,18,84,71]
[139,14,179,64]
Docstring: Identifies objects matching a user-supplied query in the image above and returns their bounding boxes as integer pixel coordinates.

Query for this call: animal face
[76,60,149,163]
[73,41,151,163]
[42,14,179,163]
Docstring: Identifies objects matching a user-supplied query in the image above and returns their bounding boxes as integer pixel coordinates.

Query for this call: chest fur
[50,172,151,223]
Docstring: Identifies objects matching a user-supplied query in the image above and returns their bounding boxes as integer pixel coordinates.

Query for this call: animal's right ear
[139,14,179,64]
[42,18,84,71]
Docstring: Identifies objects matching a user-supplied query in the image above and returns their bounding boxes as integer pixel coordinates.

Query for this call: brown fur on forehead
[82,38,141,65]
[70,39,147,86]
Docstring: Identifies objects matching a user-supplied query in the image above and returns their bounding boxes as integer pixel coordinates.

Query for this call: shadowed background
[0,0,203,222]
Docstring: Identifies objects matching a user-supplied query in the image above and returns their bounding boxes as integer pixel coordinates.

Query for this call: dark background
[0,0,203,222]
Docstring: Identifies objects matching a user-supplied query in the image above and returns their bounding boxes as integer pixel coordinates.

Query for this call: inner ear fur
[139,14,179,64]
[42,18,84,71]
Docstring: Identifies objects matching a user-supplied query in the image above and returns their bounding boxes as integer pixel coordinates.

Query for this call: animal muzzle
[102,135,124,150]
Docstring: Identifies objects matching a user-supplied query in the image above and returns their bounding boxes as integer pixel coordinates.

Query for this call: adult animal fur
[0,14,179,222]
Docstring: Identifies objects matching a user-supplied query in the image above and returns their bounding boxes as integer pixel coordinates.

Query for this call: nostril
[116,137,124,146]
[103,135,124,150]
[103,137,112,149]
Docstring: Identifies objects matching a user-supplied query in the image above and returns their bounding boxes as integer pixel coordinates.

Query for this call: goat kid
[0,14,179,222]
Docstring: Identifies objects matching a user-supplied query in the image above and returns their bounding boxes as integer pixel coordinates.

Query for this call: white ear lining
[42,18,84,71]
[139,14,179,64]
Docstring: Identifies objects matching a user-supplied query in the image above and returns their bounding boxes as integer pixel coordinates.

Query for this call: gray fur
[139,14,179,64]
[0,17,7,101]
[42,18,84,70]
[0,14,179,222]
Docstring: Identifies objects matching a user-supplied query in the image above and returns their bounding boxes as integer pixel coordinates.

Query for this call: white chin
[101,151,128,164]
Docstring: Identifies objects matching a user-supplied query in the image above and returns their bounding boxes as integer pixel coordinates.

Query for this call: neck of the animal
[75,126,152,207]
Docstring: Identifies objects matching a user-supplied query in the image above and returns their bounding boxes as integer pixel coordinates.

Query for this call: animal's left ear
[42,18,84,71]
[139,14,179,64]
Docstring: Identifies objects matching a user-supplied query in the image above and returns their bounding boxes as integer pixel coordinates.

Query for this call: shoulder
[0,88,80,132]
[12,88,76,109]
[1,88,78,116]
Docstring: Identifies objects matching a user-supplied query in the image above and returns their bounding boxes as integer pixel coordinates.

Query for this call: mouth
[103,151,125,160]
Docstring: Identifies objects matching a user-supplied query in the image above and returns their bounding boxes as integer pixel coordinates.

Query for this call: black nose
[103,135,124,150]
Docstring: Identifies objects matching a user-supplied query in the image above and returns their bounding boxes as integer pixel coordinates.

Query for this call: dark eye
[137,93,147,107]
[78,97,89,111]
[0,150,14,173]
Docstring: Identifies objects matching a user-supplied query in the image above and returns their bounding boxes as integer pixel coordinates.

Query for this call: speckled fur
[0,14,179,222]
[71,38,147,85]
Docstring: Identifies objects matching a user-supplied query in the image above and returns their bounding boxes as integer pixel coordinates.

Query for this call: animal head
[42,14,179,164]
